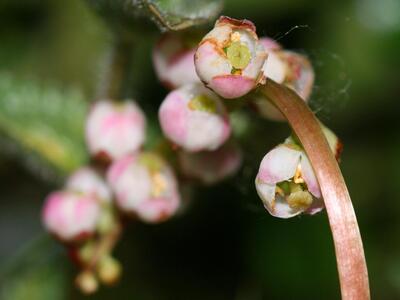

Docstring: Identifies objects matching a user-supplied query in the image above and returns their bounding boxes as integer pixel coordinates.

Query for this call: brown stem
[87,222,122,272]
[260,79,370,300]
[96,35,134,99]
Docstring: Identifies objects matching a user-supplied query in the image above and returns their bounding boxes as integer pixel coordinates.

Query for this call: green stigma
[188,95,217,113]
[226,41,251,70]
[138,152,164,173]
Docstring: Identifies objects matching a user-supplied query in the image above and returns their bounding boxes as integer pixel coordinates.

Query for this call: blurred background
[0,0,399,299]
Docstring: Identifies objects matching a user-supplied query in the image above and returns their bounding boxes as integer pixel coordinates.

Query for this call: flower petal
[257,144,301,184]
[209,75,255,99]
[300,153,321,198]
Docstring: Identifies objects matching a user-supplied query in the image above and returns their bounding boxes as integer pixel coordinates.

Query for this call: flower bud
[66,167,112,203]
[159,83,231,152]
[252,37,314,121]
[107,152,180,223]
[153,33,201,89]
[85,100,146,162]
[42,191,101,242]
[255,127,341,218]
[97,255,122,285]
[75,271,98,294]
[178,141,242,184]
[195,16,267,99]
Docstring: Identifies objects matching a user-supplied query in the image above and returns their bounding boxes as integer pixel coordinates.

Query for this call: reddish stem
[260,79,370,300]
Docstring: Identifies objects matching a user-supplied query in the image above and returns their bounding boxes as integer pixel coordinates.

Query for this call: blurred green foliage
[0,0,399,299]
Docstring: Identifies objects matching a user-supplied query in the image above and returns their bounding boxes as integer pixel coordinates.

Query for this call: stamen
[293,164,304,184]
[287,190,313,209]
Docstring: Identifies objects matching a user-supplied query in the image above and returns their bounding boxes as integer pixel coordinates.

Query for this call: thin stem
[97,35,135,99]
[260,79,370,300]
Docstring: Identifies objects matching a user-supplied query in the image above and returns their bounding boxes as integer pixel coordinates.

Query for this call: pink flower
[253,37,315,121]
[85,100,146,161]
[194,16,267,99]
[159,83,231,152]
[107,152,181,223]
[153,33,201,89]
[178,141,242,184]
[66,167,112,203]
[42,191,101,242]
[255,126,341,218]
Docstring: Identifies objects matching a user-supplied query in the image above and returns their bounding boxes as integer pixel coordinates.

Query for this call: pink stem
[260,79,370,300]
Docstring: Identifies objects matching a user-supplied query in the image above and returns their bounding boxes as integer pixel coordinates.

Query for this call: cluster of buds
[42,99,181,293]
[42,15,344,294]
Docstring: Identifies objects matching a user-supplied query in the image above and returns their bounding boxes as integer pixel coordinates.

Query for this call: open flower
[255,126,342,218]
[66,167,112,203]
[178,141,242,184]
[159,83,231,152]
[42,191,101,242]
[107,152,180,223]
[252,37,315,121]
[195,16,267,99]
[85,100,146,162]
[153,33,201,89]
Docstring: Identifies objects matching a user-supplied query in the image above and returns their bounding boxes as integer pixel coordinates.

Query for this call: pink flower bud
[252,37,315,121]
[153,33,201,89]
[178,141,242,184]
[85,100,146,161]
[107,152,180,223]
[159,83,231,152]
[42,191,101,241]
[194,16,267,99]
[255,127,341,218]
[66,167,112,203]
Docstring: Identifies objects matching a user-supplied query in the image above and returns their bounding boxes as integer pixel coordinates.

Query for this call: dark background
[0,0,399,299]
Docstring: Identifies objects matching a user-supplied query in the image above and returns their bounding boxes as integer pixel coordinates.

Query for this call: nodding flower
[252,37,315,121]
[159,83,231,152]
[42,191,101,242]
[85,100,146,162]
[195,16,267,99]
[107,152,181,223]
[255,125,342,218]
[153,32,201,89]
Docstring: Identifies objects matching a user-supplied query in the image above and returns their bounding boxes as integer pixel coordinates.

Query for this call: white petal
[257,144,301,184]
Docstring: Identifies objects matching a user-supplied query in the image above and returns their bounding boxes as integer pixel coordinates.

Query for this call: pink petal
[209,75,255,99]
[158,90,188,145]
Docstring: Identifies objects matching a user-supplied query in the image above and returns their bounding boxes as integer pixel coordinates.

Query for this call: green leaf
[86,0,223,31]
[0,73,88,180]
[143,0,223,31]
[0,235,68,300]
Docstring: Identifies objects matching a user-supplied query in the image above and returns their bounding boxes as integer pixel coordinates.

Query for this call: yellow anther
[230,31,241,42]
[287,190,313,209]
[293,165,304,184]
[151,172,167,197]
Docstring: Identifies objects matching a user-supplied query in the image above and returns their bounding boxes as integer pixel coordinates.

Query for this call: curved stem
[260,79,370,300]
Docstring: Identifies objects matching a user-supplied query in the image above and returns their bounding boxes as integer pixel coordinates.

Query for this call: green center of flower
[226,41,251,70]
[188,95,217,113]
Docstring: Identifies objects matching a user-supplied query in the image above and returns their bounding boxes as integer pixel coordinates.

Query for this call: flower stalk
[260,78,370,300]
